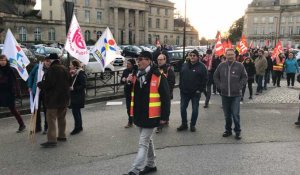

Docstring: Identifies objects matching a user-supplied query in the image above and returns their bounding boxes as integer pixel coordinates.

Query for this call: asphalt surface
[0,87,300,175]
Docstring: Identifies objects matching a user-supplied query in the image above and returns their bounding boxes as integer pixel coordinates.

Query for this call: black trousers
[286,73,295,86]
[272,71,282,86]
[72,107,82,129]
[36,94,48,131]
[242,81,253,98]
[125,91,133,124]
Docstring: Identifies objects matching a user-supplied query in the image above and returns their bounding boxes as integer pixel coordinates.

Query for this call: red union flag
[236,34,248,55]
[272,40,283,59]
[214,32,224,56]
[64,14,89,65]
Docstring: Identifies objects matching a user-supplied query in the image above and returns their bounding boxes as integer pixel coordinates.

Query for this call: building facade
[0,0,199,46]
[244,0,300,48]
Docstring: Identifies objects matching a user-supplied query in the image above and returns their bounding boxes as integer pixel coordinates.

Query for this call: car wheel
[102,69,113,80]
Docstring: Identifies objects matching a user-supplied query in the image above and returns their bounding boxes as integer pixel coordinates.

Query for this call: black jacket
[70,70,87,108]
[131,66,171,128]
[179,61,208,95]
[243,61,256,83]
[121,66,137,96]
[266,56,273,71]
[159,64,175,99]
[0,66,18,107]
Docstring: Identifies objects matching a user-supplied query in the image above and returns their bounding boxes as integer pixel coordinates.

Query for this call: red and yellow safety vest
[130,74,161,118]
[273,58,285,71]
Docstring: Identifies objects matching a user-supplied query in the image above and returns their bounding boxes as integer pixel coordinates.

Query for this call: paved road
[0,85,300,175]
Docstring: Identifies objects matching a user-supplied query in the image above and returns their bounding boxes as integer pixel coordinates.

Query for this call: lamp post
[274,16,278,46]
[182,0,187,60]
[64,0,74,67]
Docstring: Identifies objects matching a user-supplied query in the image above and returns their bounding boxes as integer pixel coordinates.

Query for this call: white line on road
[106,102,123,106]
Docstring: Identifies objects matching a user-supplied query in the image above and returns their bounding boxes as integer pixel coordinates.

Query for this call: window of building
[72,0,77,4]
[190,37,193,45]
[148,18,152,28]
[49,10,53,20]
[261,17,266,23]
[156,19,160,29]
[85,0,90,6]
[150,7,153,15]
[34,27,42,41]
[261,27,265,34]
[297,26,300,35]
[49,0,52,6]
[97,31,102,39]
[253,27,258,35]
[97,0,102,7]
[48,28,55,41]
[269,17,274,23]
[19,26,27,42]
[85,10,90,23]
[288,26,293,35]
[157,8,160,15]
[176,36,180,45]
[288,16,293,23]
[281,16,286,23]
[74,9,77,17]
[254,17,258,23]
[280,26,285,35]
[97,11,102,24]
[297,16,300,23]
[84,30,91,41]
[164,19,168,29]
[165,9,168,16]
[164,35,168,44]
[148,34,152,44]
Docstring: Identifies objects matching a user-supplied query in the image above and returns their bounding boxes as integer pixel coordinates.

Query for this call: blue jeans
[256,75,263,93]
[180,92,201,126]
[221,96,241,134]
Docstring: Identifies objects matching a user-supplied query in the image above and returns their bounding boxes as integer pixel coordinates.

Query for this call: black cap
[46,53,59,60]
[191,49,199,57]
[206,49,212,54]
[138,51,152,60]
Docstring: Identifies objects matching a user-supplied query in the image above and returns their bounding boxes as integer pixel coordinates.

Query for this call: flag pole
[182,0,187,60]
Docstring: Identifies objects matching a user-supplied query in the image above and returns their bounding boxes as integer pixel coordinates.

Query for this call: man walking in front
[177,49,207,132]
[214,48,248,140]
[38,53,71,148]
[124,51,170,175]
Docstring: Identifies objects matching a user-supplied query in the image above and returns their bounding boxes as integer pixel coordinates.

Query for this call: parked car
[85,54,115,80]
[122,45,142,58]
[34,46,65,61]
[167,49,193,72]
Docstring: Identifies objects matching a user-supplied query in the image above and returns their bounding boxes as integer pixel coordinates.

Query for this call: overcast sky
[34,0,253,39]
[169,0,253,39]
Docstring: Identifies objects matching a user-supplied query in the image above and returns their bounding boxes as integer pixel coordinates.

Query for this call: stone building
[244,0,300,48]
[0,0,199,46]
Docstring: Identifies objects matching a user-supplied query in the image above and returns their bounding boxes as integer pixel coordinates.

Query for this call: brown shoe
[124,123,133,128]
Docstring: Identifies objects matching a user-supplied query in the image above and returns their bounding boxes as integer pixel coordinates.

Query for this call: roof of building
[0,0,18,15]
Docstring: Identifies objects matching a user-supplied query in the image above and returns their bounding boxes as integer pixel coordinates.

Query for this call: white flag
[1,29,30,81]
[64,15,89,65]
[30,62,44,113]
[91,27,120,72]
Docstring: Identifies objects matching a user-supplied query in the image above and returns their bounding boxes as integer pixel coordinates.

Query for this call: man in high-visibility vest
[124,51,170,175]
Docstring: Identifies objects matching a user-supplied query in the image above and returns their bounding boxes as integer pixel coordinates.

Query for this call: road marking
[106,102,123,106]
[171,101,180,104]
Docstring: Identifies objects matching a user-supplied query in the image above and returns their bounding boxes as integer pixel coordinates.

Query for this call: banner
[272,40,283,59]
[1,29,30,81]
[236,34,248,55]
[91,27,119,72]
[64,14,89,65]
[30,62,44,113]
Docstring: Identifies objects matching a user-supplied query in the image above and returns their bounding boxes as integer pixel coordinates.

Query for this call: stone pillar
[125,8,129,44]
[135,9,139,45]
[144,11,149,44]
[114,8,119,42]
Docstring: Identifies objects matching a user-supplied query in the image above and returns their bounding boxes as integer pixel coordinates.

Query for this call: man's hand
[160,120,167,125]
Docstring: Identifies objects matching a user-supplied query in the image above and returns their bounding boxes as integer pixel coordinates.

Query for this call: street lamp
[274,16,278,46]
[182,0,187,60]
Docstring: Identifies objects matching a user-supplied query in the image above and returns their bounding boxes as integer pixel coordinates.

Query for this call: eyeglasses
[190,54,197,57]
[157,59,165,61]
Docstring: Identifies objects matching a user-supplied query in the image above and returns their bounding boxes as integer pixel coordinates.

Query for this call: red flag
[272,40,283,59]
[214,32,224,56]
[236,34,248,55]
[265,40,270,47]
[249,41,253,49]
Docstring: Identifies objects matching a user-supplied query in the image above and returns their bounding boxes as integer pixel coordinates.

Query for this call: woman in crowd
[69,60,87,135]
[242,57,256,101]
[121,59,137,128]
[0,55,26,133]
[284,52,299,87]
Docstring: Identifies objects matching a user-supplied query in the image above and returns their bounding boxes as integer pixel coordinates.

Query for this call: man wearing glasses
[177,49,208,132]
[213,48,248,140]
[124,51,170,175]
